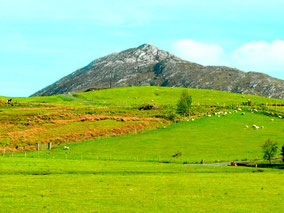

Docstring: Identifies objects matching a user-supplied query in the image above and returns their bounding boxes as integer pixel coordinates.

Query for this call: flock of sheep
[198,107,282,130]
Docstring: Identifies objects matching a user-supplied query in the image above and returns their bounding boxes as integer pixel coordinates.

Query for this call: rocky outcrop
[32,44,284,99]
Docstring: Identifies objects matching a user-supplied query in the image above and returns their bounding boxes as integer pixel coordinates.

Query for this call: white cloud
[172,39,284,79]
[172,39,227,66]
[231,40,284,77]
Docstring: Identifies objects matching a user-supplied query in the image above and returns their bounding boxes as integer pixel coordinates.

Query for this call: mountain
[32,44,284,99]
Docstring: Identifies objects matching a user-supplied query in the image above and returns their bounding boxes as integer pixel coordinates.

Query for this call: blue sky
[1,0,284,97]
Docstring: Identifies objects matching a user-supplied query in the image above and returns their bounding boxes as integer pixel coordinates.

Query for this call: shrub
[261,139,278,164]
[177,90,192,116]
[139,104,159,110]
[0,138,11,148]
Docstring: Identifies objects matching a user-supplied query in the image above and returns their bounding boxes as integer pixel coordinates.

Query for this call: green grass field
[1,157,283,212]
[1,86,284,212]
[23,111,284,164]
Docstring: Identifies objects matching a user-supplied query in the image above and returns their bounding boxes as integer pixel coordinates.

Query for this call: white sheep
[208,114,212,117]
[245,125,249,128]
[252,125,259,130]
[279,116,282,119]
[64,146,69,150]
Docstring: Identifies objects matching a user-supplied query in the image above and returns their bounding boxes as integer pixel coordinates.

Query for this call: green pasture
[0,157,283,213]
[23,112,284,164]
[71,86,284,107]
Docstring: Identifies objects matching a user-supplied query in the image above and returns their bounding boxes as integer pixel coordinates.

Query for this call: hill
[1,86,284,212]
[32,44,284,99]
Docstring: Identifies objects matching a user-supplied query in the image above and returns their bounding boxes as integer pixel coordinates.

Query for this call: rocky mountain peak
[31,44,284,99]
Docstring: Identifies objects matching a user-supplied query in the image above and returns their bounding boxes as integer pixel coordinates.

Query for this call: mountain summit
[32,44,284,99]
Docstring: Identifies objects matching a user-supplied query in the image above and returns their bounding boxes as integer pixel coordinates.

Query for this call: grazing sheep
[271,119,274,122]
[279,116,283,119]
[261,126,264,129]
[192,119,195,121]
[214,113,218,115]
[223,112,227,115]
[245,125,249,128]
[242,112,245,115]
[208,114,212,117]
[64,146,69,150]
[238,108,242,111]
[252,125,259,130]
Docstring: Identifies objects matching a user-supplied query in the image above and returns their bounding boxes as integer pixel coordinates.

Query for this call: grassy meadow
[1,86,284,212]
[1,157,283,212]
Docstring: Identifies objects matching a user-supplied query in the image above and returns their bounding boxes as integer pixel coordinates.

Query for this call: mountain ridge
[32,44,284,99]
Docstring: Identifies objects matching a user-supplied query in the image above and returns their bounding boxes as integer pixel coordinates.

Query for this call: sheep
[241,112,245,115]
[208,114,212,117]
[245,125,249,128]
[253,109,258,112]
[279,116,283,119]
[192,119,195,121]
[238,108,242,111]
[64,146,69,150]
[261,126,264,129]
[271,119,274,122]
[252,125,259,130]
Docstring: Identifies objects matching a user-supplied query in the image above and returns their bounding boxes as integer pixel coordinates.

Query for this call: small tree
[281,145,284,162]
[177,90,192,117]
[261,139,278,164]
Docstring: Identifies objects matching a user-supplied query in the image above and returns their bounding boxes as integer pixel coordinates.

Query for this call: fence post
[48,142,52,150]
[36,143,39,151]
[25,152,26,159]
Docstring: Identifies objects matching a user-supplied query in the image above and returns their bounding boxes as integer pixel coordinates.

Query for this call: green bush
[261,139,278,164]
[0,137,11,147]
[177,90,192,116]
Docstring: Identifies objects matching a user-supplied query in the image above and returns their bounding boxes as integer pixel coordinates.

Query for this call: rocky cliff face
[32,44,284,99]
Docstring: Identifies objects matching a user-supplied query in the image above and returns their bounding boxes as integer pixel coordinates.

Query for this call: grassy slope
[1,158,283,213]
[71,86,284,106]
[1,87,284,212]
[27,112,284,163]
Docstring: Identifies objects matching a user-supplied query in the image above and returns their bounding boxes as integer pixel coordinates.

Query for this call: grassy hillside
[1,86,284,212]
[71,86,284,107]
[25,112,284,163]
